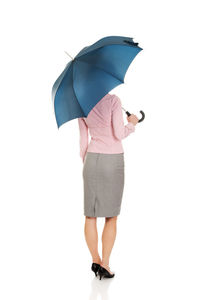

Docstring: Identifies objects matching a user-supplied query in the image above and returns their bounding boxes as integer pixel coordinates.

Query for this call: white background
[0,0,200,299]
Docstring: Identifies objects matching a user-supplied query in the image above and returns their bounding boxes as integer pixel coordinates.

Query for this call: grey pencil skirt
[82,152,125,217]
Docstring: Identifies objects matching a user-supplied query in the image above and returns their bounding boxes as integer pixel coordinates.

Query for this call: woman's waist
[87,139,124,153]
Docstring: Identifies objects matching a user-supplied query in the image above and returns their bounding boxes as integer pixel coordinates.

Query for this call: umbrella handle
[125,110,145,123]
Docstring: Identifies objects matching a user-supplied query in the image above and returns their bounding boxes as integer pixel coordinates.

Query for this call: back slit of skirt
[94,154,100,216]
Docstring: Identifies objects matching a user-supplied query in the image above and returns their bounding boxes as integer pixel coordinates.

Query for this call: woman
[78,93,138,280]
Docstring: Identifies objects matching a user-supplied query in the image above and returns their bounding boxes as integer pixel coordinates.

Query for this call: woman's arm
[111,95,135,140]
[78,118,89,162]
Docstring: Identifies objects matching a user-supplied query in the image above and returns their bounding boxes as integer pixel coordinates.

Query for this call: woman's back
[78,93,135,162]
[84,93,113,128]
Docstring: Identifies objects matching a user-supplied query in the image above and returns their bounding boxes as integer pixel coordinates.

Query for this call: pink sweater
[78,93,135,162]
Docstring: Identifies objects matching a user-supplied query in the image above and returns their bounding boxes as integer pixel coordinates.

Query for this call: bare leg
[101,216,117,274]
[84,216,102,264]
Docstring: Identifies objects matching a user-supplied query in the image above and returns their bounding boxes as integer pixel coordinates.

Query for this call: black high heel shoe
[91,263,100,276]
[98,266,115,280]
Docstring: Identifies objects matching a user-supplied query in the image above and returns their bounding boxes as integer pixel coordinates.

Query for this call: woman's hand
[127,114,139,126]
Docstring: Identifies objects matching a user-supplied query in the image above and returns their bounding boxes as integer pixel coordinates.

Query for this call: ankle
[92,256,102,264]
[101,260,109,268]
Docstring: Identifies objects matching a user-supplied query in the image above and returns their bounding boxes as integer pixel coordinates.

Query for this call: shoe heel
[91,263,100,277]
[98,266,104,280]
[98,266,115,279]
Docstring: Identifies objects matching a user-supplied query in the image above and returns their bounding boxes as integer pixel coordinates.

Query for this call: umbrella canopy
[52,35,143,128]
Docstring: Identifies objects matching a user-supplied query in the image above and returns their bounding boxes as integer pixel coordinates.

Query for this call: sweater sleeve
[78,117,89,162]
[111,95,135,140]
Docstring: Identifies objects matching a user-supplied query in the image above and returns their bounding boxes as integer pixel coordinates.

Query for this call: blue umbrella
[52,35,145,129]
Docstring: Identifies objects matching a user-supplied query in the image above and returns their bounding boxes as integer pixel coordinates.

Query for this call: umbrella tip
[64,51,74,60]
